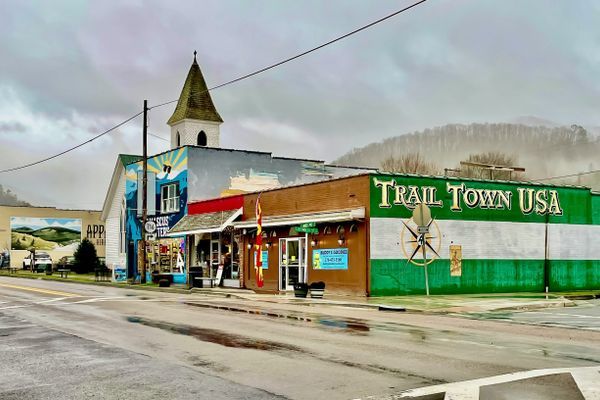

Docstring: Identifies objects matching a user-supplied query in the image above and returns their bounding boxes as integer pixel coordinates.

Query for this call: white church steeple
[167,51,223,149]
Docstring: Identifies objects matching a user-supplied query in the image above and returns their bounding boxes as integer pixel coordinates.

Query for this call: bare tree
[457,151,525,181]
[380,153,440,175]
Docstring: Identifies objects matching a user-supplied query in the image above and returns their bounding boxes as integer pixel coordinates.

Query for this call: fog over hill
[334,122,600,189]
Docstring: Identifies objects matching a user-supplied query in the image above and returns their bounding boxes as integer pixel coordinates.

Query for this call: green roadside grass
[0,270,98,283]
[0,269,191,293]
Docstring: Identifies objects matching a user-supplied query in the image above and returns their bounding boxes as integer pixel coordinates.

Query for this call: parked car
[56,255,76,271]
[23,251,53,272]
[0,250,10,268]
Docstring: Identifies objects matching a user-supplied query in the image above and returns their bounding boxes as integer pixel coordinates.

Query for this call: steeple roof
[167,52,223,125]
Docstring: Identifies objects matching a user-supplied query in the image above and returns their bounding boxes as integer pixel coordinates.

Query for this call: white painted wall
[105,171,127,270]
[170,119,221,148]
[369,218,600,261]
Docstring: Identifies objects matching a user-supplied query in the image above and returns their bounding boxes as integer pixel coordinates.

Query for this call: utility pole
[141,100,148,284]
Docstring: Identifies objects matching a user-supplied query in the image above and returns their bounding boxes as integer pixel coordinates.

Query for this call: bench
[57,269,70,278]
[194,265,224,288]
[194,276,219,288]
[8,267,18,274]
[94,268,110,282]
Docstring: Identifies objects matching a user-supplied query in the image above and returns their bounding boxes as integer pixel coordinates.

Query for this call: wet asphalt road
[0,313,280,400]
[1,276,599,400]
[493,299,600,331]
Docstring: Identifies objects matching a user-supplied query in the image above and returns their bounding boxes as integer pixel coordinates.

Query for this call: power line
[535,169,600,182]
[149,132,169,142]
[0,111,143,174]
[149,0,429,110]
[0,1,427,173]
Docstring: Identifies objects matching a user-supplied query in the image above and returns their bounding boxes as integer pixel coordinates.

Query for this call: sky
[0,0,599,209]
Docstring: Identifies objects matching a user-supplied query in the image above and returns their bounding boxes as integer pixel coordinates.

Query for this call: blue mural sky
[0,1,599,208]
[10,217,81,232]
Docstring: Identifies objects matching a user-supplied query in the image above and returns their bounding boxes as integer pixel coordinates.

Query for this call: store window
[119,198,126,253]
[161,183,180,213]
[146,238,185,274]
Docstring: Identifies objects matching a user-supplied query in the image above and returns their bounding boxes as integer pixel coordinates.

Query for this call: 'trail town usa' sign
[373,178,563,216]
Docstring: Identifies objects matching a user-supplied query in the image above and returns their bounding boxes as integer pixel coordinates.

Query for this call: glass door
[210,238,220,278]
[279,237,307,291]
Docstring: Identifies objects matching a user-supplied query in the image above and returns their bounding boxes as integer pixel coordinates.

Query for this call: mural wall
[10,217,81,251]
[369,174,600,295]
[125,147,188,278]
[187,147,370,201]
[0,206,104,268]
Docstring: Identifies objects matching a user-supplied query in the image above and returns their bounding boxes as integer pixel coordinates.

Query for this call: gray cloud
[0,0,599,208]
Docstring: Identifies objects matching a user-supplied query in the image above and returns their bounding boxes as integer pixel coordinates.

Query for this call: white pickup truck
[22,251,53,272]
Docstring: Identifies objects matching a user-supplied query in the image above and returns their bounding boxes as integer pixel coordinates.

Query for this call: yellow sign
[450,245,462,276]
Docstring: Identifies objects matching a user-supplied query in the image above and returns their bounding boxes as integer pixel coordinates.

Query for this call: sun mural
[126,148,188,183]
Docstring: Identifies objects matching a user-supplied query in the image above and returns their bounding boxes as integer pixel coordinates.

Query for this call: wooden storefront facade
[239,174,370,296]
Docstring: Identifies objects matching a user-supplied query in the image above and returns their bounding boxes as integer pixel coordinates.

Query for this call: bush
[73,239,99,274]
[309,281,326,289]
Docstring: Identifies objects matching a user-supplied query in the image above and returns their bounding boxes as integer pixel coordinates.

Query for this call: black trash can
[189,267,204,288]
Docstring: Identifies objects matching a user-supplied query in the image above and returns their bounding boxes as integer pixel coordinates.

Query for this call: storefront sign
[373,178,563,216]
[86,224,105,247]
[113,265,127,282]
[147,216,170,237]
[295,222,318,234]
[313,248,348,270]
[254,250,269,269]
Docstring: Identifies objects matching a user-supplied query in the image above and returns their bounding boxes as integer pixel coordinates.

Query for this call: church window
[161,183,180,213]
[119,198,126,253]
[197,130,207,146]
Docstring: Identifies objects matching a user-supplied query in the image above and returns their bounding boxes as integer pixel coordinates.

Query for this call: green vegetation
[73,238,99,273]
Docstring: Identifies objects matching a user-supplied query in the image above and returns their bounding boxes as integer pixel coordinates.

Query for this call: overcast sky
[1,0,599,209]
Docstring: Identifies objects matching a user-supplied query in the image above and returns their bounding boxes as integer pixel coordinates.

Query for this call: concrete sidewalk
[189,287,579,314]
[0,270,589,315]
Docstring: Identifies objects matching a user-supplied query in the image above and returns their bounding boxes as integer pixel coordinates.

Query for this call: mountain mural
[10,217,81,251]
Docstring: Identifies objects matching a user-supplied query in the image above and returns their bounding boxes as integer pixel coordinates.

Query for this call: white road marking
[524,311,600,320]
[571,369,600,400]
[393,366,600,400]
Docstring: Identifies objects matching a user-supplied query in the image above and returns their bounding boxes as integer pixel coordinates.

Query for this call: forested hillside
[0,185,30,206]
[335,123,600,188]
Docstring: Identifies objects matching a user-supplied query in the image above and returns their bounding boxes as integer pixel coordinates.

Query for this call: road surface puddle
[183,301,371,334]
[126,316,303,352]
[318,318,370,332]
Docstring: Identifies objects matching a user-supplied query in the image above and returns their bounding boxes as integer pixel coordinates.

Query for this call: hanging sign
[253,251,269,269]
[295,222,318,234]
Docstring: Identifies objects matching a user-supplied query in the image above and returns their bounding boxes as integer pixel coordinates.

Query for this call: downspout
[544,213,550,295]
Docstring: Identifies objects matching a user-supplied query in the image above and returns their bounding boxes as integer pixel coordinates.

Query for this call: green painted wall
[369,174,600,295]
[549,260,600,291]
[370,259,545,296]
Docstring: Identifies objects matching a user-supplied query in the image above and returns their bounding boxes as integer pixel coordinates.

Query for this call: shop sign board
[370,175,574,223]
[295,222,318,234]
[313,248,348,270]
[144,220,157,234]
[146,216,170,237]
[113,265,127,282]
[254,250,269,269]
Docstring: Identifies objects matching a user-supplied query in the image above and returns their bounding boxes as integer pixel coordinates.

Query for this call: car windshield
[35,252,50,258]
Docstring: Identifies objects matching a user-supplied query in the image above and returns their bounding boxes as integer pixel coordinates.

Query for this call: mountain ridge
[334,122,600,188]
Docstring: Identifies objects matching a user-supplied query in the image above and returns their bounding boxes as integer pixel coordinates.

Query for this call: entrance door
[210,237,220,278]
[279,237,307,290]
